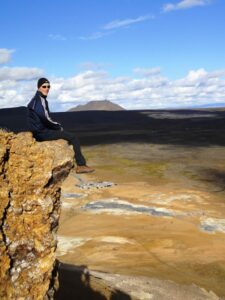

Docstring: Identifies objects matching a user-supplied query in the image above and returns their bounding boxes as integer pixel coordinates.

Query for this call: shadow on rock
[54,262,131,300]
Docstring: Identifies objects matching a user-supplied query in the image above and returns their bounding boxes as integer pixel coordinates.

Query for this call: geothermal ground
[56,141,225,299]
[2,104,225,299]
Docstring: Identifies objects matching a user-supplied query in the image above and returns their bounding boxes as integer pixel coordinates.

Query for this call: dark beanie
[37,77,50,88]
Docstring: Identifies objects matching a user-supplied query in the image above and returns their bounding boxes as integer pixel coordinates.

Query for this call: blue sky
[0,0,224,111]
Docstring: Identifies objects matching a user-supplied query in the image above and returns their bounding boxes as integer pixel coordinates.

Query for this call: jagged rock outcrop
[0,130,74,300]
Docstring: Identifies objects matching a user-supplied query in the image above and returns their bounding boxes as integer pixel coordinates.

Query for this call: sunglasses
[41,85,51,89]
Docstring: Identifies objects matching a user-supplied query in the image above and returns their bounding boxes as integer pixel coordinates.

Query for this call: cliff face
[0,131,74,300]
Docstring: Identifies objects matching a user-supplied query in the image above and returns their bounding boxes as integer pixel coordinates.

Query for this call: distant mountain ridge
[68,100,125,111]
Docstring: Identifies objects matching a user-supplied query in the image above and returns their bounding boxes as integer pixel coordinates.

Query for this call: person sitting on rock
[27,77,95,174]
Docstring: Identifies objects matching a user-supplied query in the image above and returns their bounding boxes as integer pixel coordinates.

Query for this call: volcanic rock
[68,100,125,111]
[0,130,74,300]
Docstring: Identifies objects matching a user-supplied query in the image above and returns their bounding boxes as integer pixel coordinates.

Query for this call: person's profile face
[38,83,51,96]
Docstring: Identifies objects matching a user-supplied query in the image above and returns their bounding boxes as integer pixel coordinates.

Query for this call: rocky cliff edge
[0,130,74,300]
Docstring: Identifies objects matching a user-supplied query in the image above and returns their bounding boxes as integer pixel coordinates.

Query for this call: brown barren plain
[55,109,225,299]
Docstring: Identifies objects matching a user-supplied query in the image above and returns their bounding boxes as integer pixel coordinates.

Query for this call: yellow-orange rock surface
[0,130,74,300]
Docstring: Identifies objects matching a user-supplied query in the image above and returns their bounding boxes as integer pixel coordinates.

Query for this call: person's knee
[61,132,73,141]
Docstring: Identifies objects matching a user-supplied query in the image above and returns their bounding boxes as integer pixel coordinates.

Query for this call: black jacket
[27,91,62,133]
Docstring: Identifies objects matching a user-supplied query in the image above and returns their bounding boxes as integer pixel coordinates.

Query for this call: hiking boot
[76,165,95,174]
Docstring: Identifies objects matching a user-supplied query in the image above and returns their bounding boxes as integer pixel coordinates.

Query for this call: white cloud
[0,66,225,111]
[0,80,33,108]
[103,15,154,30]
[80,15,154,41]
[79,31,112,41]
[0,67,44,81]
[78,61,112,71]
[163,0,211,12]
[0,62,44,108]
[46,67,225,111]
[0,48,14,64]
[133,67,161,77]
[185,68,208,82]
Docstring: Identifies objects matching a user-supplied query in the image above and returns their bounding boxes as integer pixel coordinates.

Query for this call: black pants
[34,129,86,166]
